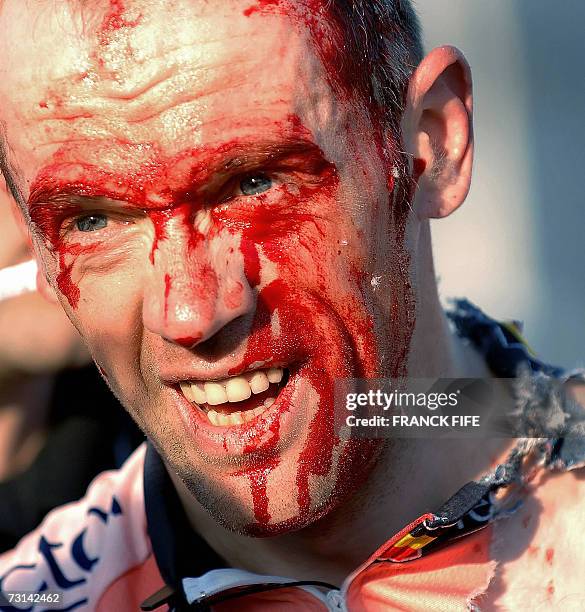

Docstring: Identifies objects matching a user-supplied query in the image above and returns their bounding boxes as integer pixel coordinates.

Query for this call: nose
[142,223,254,348]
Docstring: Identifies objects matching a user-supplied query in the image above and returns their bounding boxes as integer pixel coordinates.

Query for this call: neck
[171,223,513,585]
[173,437,511,588]
[407,221,490,379]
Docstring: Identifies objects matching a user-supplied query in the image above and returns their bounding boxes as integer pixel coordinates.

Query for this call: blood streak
[232,289,284,524]
[546,580,555,596]
[239,417,282,524]
[174,335,202,348]
[148,201,220,347]
[163,273,172,320]
[55,242,103,310]
[249,0,371,122]
[28,192,99,309]
[149,209,173,264]
[243,0,282,18]
[234,265,377,533]
[28,197,102,310]
[295,373,336,515]
[232,282,286,526]
[545,548,555,565]
[240,239,261,287]
[98,0,142,46]
[56,255,80,309]
[250,279,337,521]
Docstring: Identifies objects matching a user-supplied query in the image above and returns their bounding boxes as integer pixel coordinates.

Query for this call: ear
[401,46,473,219]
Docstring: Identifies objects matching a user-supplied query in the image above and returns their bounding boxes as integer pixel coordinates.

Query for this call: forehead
[0,0,349,201]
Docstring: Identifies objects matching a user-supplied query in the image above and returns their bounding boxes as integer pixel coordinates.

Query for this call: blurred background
[419,0,584,368]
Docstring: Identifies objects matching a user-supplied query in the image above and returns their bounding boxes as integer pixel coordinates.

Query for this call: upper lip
[159,360,288,385]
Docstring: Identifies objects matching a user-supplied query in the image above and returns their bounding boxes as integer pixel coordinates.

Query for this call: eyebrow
[27,136,331,209]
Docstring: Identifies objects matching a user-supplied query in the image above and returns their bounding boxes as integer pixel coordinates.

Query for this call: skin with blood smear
[0,0,413,535]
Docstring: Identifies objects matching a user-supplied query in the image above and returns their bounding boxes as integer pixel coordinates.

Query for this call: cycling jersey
[1,300,584,611]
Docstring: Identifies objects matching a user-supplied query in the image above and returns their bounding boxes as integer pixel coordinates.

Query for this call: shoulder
[482,467,585,610]
[0,443,154,611]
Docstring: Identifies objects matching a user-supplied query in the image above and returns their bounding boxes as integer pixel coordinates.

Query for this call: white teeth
[191,384,206,404]
[205,405,268,426]
[231,411,244,425]
[217,413,230,427]
[266,368,283,383]
[181,368,287,422]
[225,376,252,402]
[248,371,269,394]
[180,382,196,402]
[180,382,207,405]
[204,382,228,406]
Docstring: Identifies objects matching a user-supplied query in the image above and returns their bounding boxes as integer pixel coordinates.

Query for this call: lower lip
[172,367,300,459]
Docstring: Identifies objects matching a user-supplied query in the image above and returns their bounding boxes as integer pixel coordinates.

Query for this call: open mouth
[179,367,290,427]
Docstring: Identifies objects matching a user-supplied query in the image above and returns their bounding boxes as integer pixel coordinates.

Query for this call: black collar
[144,442,227,592]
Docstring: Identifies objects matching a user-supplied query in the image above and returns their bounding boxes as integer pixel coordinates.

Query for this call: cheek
[48,223,149,307]
[253,210,378,351]
[272,227,372,337]
[261,213,359,289]
[60,258,147,373]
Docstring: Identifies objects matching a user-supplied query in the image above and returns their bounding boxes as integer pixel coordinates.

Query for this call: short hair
[0,0,423,206]
[317,0,424,215]
[324,1,423,139]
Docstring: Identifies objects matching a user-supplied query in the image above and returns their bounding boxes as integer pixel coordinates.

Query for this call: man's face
[0,0,415,534]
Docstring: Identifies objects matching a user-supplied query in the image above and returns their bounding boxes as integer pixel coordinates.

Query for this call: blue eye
[239,174,272,196]
[76,214,108,232]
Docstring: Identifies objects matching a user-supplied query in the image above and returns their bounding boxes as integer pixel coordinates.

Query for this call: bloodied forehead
[0,0,357,204]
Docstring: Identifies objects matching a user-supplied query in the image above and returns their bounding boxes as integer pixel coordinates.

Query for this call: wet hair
[325,1,424,139]
[319,0,424,212]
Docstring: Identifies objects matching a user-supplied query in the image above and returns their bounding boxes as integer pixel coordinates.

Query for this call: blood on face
[23,0,418,535]
[27,119,413,536]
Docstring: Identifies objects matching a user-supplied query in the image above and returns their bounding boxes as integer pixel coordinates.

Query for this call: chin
[174,431,382,539]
